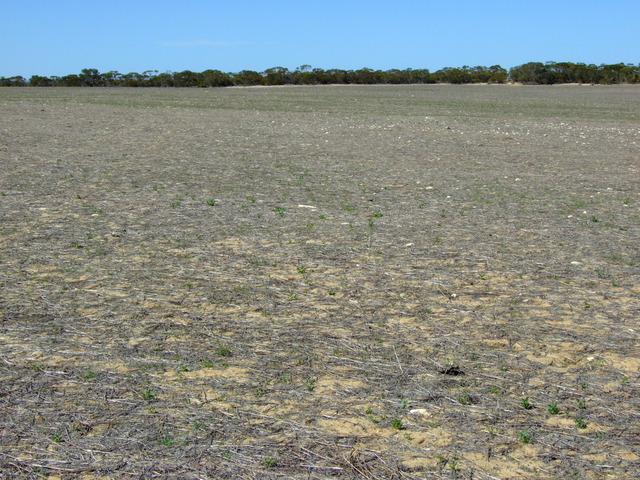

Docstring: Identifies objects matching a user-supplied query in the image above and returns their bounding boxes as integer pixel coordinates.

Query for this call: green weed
[390,418,404,430]
[517,430,532,443]
[520,397,534,410]
[547,401,560,415]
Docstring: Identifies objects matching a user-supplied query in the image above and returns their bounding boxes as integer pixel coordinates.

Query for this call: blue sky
[1,1,638,78]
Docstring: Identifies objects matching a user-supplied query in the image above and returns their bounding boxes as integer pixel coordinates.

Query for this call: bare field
[1,85,639,479]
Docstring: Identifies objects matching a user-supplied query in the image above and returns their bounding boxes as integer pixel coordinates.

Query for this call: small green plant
[490,385,500,394]
[305,379,316,391]
[318,213,327,219]
[215,346,232,357]
[297,265,307,274]
[83,369,98,379]
[390,418,404,430]
[30,361,46,372]
[595,267,606,278]
[159,430,174,446]
[342,203,357,212]
[206,198,217,206]
[85,232,94,239]
[456,390,472,405]
[50,434,63,443]
[590,215,599,223]
[370,210,383,217]
[273,206,286,217]
[202,360,215,368]
[400,398,409,409]
[575,417,588,429]
[547,401,560,415]
[142,389,155,401]
[520,397,534,410]
[517,430,532,443]
[261,456,276,468]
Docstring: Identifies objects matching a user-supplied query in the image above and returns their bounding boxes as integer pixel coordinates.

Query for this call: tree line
[1,62,638,87]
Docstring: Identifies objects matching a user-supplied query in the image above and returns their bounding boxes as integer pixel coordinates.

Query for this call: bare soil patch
[1,85,638,479]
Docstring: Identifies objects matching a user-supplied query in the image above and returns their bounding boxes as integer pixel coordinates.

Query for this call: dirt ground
[0,85,638,479]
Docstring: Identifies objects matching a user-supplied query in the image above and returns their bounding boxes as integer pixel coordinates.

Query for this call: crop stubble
[0,85,638,479]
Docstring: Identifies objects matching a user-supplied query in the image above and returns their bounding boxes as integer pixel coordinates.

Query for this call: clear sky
[1,0,638,78]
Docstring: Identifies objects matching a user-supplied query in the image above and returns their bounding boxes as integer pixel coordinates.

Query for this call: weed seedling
[517,430,532,443]
[206,198,217,206]
[456,390,472,405]
[390,418,404,430]
[159,430,174,446]
[142,389,155,401]
[547,401,560,415]
[520,397,534,410]
[215,346,232,357]
[575,417,588,429]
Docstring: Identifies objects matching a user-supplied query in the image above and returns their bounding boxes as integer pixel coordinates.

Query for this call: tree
[232,70,263,86]
[102,71,122,86]
[263,67,290,85]
[198,69,233,87]
[80,68,102,86]
[488,65,507,83]
[29,75,53,86]
[509,62,549,84]
[0,76,27,86]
